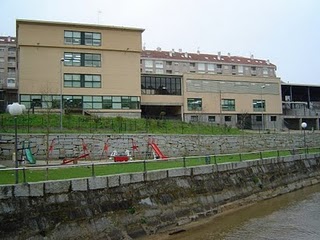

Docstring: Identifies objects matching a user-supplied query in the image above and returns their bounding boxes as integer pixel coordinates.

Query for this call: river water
[142,184,320,240]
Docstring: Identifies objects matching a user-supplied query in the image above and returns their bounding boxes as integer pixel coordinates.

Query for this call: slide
[25,149,36,164]
[150,143,168,159]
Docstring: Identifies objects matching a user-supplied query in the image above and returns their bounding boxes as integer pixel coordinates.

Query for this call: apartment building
[17,19,144,117]
[141,49,282,130]
[0,36,18,112]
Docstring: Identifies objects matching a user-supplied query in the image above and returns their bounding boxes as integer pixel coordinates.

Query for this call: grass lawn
[0,147,318,185]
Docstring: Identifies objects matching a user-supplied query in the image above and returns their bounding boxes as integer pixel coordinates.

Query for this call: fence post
[143,160,147,173]
[260,151,263,160]
[23,168,26,183]
[205,156,211,165]
[214,155,217,164]
[183,157,186,168]
[91,163,95,177]
[277,150,280,158]
[239,153,242,162]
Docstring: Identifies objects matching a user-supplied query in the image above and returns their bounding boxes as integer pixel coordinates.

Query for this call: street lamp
[8,102,25,184]
[301,122,307,151]
[261,85,265,132]
[60,58,64,131]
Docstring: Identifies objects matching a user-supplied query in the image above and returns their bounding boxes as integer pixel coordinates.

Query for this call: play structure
[103,137,139,162]
[48,137,90,165]
[20,140,36,164]
[47,136,168,164]
[147,138,168,160]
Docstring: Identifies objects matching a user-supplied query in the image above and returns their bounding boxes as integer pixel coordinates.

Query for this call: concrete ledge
[193,165,213,175]
[0,185,12,199]
[108,175,120,188]
[130,173,144,183]
[45,180,70,194]
[71,178,88,191]
[120,174,130,185]
[145,170,167,181]
[232,161,248,170]
[168,168,191,178]
[88,176,108,190]
[14,184,29,197]
[29,182,44,197]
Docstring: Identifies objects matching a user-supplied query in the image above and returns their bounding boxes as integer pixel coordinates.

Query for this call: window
[238,65,244,74]
[253,99,265,112]
[263,68,268,76]
[166,70,172,74]
[271,116,277,121]
[198,63,205,72]
[187,98,202,111]
[64,53,101,67]
[232,65,236,70]
[256,116,262,122]
[155,69,164,74]
[225,116,232,122]
[251,66,256,71]
[155,61,164,68]
[0,57,4,63]
[208,116,215,122]
[166,61,172,66]
[7,68,15,73]
[8,57,15,62]
[141,75,181,95]
[221,99,235,111]
[190,62,196,67]
[64,74,101,88]
[64,31,101,46]
[0,68,4,73]
[144,60,153,68]
[190,115,199,122]
[207,63,215,71]
[217,64,222,69]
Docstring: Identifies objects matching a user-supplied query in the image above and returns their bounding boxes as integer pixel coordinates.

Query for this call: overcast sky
[1,0,319,85]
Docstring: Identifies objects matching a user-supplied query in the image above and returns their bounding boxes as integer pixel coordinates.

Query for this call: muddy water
[140,184,320,240]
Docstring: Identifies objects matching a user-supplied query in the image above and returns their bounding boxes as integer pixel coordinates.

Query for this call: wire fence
[0,146,318,185]
[0,113,240,135]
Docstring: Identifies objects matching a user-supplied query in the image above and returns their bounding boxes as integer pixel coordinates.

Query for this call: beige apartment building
[141,49,282,130]
[0,36,18,112]
[17,19,144,117]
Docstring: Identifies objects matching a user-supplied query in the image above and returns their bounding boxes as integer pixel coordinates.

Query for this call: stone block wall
[0,153,320,239]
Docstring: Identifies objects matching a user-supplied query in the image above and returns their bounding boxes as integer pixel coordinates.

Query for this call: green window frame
[187,98,202,111]
[64,31,101,46]
[253,99,265,112]
[64,74,101,88]
[64,53,101,67]
[221,99,235,111]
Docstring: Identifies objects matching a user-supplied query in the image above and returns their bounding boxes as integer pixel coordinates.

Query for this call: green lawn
[1,147,318,185]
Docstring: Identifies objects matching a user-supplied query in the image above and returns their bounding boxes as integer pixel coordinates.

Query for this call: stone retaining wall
[0,132,319,160]
[1,153,320,239]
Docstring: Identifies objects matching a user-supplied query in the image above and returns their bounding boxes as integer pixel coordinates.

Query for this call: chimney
[266,59,270,65]
[179,48,182,53]
[250,54,254,59]
[172,48,175,53]
[156,47,161,51]
[197,50,200,54]
[218,51,221,60]
[228,52,231,57]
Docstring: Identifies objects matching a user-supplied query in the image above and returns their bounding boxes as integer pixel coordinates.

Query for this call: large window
[187,98,202,111]
[20,95,140,110]
[64,74,101,88]
[64,31,101,46]
[253,99,265,112]
[64,53,101,67]
[221,99,235,111]
[141,75,181,95]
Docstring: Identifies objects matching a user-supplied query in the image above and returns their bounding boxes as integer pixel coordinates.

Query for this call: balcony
[282,101,320,117]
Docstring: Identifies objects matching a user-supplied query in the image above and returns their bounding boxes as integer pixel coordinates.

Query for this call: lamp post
[60,58,64,131]
[301,122,307,151]
[8,103,25,184]
[261,85,265,132]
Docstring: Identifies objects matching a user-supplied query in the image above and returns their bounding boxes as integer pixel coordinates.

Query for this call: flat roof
[281,82,320,88]
[16,19,145,32]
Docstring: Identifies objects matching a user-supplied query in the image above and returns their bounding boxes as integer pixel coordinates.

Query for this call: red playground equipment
[48,137,90,164]
[147,138,168,160]
[103,137,139,162]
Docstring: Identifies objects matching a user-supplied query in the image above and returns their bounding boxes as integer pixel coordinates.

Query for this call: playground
[3,137,168,167]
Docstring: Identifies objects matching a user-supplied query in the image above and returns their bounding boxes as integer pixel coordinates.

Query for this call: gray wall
[0,132,319,160]
[1,154,320,239]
